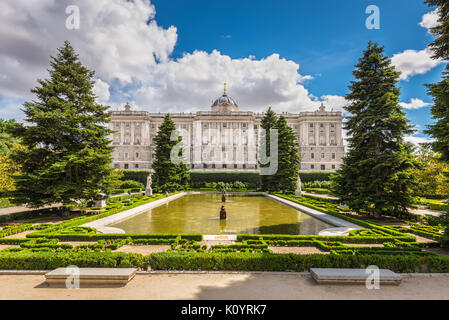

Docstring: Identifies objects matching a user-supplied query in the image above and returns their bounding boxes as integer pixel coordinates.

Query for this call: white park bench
[310,268,402,285]
[45,268,137,286]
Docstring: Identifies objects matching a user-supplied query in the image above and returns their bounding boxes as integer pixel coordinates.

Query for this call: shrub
[121,180,145,189]
[146,252,449,273]
[0,251,145,269]
[299,172,333,182]
[190,171,261,188]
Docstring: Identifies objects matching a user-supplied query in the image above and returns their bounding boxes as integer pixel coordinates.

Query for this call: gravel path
[1,273,449,300]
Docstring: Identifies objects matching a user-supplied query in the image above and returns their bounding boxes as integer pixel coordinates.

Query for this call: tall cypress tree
[271,116,300,193]
[10,41,116,208]
[332,42,417,218]
[424,0,449,162]
[152,114,190,192]
[259,107,278,190]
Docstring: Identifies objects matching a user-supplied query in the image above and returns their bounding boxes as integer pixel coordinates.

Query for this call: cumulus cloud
[0,0,177,99]
[399,98,431,110]
[391,48,443,80]
[131,50,336,113]
[405,135,434,146]
[0,0,345,118]
[93,79,111,105]
[419,9,440,33]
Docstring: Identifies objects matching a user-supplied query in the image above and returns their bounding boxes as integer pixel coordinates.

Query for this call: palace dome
[212,93,238,107]
[211,84,239,112]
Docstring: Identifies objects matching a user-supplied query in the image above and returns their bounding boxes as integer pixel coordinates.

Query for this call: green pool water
[109,194,333,235]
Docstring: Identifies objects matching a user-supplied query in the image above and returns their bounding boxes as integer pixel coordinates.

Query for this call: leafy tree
[270,116,300,193]
[0,119,22,157]
[424,0,449,232]
[0,155,20,195]
[410,144,449,197]
[152,114,190,192]
[9,41,116,209]
[332,42,418,218]
[259,107,278,190]
[424,0,449,162]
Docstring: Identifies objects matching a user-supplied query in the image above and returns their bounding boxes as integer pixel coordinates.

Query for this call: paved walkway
[0,273,449,300]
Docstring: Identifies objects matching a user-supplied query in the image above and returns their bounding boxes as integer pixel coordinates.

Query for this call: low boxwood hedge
[146,252,449,273]
[0,251,145,270]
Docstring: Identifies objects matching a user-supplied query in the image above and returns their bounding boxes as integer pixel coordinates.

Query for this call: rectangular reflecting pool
[109,194,334,235]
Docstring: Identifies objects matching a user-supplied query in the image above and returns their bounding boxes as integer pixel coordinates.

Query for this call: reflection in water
[109,194,333,235]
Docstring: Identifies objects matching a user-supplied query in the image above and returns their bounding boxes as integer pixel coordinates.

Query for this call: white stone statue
[295,176,302,197]
[145,172,153,196]
[94,192,107,208]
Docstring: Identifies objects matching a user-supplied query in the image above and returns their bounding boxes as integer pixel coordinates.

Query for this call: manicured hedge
[190,171,261,188]
[146,252,449,273]
[0,251,145,269]
[299,172,334,182]
[121,170,152,187]
[26,233,203,242]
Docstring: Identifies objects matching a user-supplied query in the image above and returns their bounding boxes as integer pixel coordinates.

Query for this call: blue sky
[150,0,441,141]
[0,0,443,143]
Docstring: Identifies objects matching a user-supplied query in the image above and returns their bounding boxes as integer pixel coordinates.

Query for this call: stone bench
[45,268,137,286]
[310,268,402,285]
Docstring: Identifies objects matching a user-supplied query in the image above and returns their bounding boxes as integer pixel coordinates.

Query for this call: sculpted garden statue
[295,176,302,197]
[222,189,226,203]
[145,173,153,196]
[220,205,227,220]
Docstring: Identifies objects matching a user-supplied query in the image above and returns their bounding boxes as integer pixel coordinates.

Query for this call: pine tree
[270,116,300,193]
[259,107,279,190]
[152,114,190,192]
[332,41,417,218]
[9,41,116,208]
[424,0,449,162]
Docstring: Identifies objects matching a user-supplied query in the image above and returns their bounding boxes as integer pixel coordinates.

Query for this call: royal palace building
[109,86,345,171]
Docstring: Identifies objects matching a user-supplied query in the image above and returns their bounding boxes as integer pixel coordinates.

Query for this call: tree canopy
[9,41,116,208]
[332,41,418,218]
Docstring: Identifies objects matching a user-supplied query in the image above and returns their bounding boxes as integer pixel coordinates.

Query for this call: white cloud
[320,95,348,111]
[0,0,345,118]
[131,50,343,113]
[405,135,434,146]
[93,79,111,105]
[419,9,440,33]
[391,48,443,80]
[399,98,431,110]
[0,0,177,99]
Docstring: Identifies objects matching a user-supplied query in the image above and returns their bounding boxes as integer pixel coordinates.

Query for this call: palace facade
[109,87,345,171]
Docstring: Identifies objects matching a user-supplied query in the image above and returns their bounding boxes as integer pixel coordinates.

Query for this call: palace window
[309,124,313,128]
[311,165,315,169]
[332,153,335,159]
[124,164,129,169]
[321,165,325,170]
[321,153,325,158]
[136,153,139,158]
[332,165,336,169]
[311,153,314,159]
[135,164,139,169]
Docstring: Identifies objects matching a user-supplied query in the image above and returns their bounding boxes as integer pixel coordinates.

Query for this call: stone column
[120,122,124,145]
[130,123,135,145]
[325,123,330,146]
[336,123,342,146]
[315,123,319,146]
